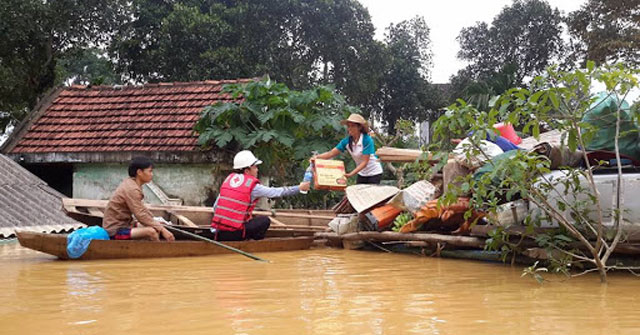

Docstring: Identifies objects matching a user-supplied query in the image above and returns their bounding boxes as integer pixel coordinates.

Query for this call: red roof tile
[9,79,252,154]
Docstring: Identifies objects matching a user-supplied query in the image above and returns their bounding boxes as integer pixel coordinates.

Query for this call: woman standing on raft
[312,113,383,184]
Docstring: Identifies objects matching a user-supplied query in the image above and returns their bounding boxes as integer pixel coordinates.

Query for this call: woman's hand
[313,148,340,162]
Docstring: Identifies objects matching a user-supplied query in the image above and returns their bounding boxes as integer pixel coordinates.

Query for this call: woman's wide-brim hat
[340,113,369,132]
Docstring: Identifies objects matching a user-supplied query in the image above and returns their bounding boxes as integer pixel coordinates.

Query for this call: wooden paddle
[163,225,269,262]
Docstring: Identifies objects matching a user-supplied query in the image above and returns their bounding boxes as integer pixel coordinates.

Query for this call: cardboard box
[313,159,347,191]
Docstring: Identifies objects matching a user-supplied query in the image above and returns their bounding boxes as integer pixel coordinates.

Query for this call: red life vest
[211,173,260,232]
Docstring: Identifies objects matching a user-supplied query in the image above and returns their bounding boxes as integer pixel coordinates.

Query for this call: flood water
[1,240,639,335]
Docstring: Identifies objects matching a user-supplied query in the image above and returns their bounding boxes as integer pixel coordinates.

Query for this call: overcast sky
[357,0,586,83]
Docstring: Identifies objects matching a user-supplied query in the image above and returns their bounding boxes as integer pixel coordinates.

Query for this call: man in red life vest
[211,150,311,241]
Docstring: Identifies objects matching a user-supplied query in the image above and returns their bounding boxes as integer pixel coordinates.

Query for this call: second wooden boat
[62,198,335,229]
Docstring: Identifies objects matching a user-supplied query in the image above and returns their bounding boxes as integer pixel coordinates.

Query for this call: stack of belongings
[346,184,400,231]
[397,197,485,234]
[470,128,585,229]
[445,91,640,231]
[375,180,440,232]
[327,180,444,235]
[331,91,640,240]
[327,125,525,236]
[443,125,519,195]
[327,184,400,235]
[438,123,525,231]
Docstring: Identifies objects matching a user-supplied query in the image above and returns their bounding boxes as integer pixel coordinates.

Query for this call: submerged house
[0,154,83,238]
[1,79,252,206]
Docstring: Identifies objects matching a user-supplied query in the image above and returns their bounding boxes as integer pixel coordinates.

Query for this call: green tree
[449,64,518,111]
[110,1,240,82]
[57,48,121,86]
[379,16,442,132]
[109,0,384,111]
[567,0,640,67]
[0,0,128,134]
[450,0,564,105]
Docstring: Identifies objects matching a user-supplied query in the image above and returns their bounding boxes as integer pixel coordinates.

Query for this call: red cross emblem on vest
[230,174,244,188]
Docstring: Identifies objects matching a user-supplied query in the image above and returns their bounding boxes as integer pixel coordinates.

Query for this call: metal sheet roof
[0,154,84,238]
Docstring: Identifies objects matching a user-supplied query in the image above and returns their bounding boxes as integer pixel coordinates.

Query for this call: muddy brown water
[1,241,639,335]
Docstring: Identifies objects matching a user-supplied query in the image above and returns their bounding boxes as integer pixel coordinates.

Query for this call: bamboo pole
[339,231,486,249]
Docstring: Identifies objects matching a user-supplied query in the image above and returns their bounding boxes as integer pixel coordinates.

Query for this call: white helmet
[233,150,263,170]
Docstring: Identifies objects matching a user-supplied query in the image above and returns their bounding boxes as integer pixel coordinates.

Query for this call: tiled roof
[0,154,84,238]
[7,79,252,154]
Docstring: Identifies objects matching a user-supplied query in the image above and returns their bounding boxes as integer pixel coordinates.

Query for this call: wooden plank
[167,211,198,227]
[376,147,439,163]
[64,205,80,215]
[87,207,104,218]
[176,214,198,227]
[269,217,287,227]
[62,198,109,208]
[376,147,424,162]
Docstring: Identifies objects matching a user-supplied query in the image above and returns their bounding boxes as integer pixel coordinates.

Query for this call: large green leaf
[215,131,233,147]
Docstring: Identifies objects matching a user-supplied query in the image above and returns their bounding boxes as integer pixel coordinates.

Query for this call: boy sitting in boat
[102,157,175,241]
[211,150,310,241]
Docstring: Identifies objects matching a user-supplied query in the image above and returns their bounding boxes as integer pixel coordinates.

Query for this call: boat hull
[16,231,313,260]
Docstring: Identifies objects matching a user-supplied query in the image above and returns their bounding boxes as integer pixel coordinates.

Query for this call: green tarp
[582,92,640,161]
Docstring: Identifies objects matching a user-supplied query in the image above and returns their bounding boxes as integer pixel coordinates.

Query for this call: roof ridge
[66,78,254,91]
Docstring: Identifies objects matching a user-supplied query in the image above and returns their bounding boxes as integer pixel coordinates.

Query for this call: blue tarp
[66,226,110,259]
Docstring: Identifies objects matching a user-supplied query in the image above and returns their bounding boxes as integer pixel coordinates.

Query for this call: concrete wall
[73,163,223,206]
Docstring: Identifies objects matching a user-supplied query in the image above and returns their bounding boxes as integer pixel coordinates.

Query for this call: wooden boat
[16,231,314,260]
[61,198,335,239]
